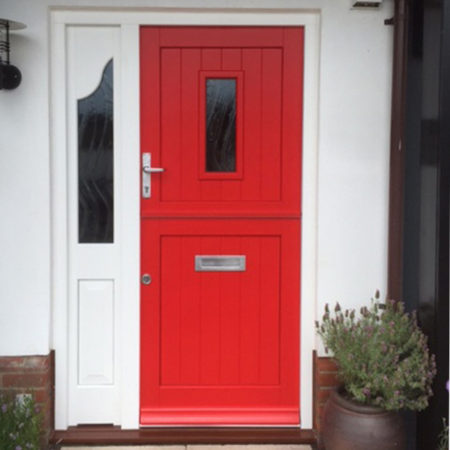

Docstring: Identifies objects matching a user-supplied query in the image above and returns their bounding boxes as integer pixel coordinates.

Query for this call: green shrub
[315,294,436,411]
[0,392,42,450]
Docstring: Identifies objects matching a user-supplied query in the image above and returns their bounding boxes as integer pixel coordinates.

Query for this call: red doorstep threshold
[50,426,317,446]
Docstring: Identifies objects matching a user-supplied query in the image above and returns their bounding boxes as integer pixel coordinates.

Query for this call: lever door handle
[143,166,164,174]
[142,153,164,198]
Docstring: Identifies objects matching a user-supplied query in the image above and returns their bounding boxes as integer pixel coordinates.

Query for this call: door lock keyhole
[141,274,152,285]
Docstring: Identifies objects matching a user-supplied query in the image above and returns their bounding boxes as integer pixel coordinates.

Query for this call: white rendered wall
[317,3,393,320]
[0,1,51,355]
[0,0,393,359]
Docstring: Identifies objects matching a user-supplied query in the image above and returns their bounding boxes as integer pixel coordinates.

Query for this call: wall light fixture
[0,18,26,90]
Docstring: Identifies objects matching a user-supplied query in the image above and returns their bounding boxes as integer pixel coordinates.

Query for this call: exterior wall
[317,2,393,317]
[0,0,393,428]
[0,0,394,356]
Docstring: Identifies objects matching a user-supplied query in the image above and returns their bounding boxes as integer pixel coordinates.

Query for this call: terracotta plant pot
[320,390,406,450]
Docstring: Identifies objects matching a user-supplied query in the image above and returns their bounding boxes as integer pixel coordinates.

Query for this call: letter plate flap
[195,255,246,272]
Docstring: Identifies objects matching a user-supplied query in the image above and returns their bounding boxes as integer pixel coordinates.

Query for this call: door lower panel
[140,219,300,425]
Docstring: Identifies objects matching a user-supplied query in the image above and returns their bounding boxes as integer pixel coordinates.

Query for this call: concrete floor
[62,446,312,450]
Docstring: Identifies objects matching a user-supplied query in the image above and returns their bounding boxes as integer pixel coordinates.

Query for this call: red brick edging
[313,350,339,431]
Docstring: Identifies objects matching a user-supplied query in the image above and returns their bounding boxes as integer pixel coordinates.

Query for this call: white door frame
[50,6,320,430]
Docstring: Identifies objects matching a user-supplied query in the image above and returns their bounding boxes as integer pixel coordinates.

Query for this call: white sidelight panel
[78,280,115,385]
[66,25,121,425]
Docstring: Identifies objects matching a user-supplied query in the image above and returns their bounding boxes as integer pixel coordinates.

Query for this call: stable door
[140,26,303,425]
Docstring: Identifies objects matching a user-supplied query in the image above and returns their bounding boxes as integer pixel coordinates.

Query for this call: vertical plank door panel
[199,236,221,385]
[259,236,281,385]
[161,49,182,202]
[181,49,202,202]
[179,236,202,385]
[218,236,241,385]
[160,236,181,385]
[239,236,261,385]
[261,49,283,201]
[241,49,262,202]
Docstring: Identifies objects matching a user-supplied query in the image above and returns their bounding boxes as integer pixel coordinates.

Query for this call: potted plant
[315,292,436,450]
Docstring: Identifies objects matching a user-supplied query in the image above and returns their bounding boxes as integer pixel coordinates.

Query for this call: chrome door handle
[142,153,164,198]
[143,166,164,173]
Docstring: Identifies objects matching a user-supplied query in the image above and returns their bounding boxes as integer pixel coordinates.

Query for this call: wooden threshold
[51,426,317,446]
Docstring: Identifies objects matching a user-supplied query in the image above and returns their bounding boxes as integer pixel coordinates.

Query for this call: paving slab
[61,446,311,450]
[61,447,186,450]
[62,446,311,450]
[187,446,311,450]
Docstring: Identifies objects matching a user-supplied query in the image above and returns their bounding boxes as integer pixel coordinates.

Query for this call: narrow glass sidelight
[78,59,114,243]
[206,78,236,172]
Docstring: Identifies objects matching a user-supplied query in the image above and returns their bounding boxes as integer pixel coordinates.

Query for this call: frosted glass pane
[206,78,236,172]
[78,59,114,243]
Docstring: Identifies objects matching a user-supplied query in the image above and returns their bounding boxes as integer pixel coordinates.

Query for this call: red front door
[140,26,303,425]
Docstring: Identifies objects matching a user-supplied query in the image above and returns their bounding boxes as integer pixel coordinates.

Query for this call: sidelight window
[77,59,114,243]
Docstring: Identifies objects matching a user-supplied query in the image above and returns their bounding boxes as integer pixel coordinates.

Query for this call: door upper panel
[140,27,303,218]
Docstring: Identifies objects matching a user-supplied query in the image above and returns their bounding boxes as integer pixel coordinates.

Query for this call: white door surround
[50,6,320,430]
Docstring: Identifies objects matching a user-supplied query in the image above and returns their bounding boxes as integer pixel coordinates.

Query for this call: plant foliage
[315,294,436,411]
[438,418,449,450]
[0,392,42,450]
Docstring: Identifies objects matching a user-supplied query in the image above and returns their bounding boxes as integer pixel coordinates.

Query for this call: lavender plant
[315,293,436,411]
[0,393,42,450]
[438,418,449,450]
